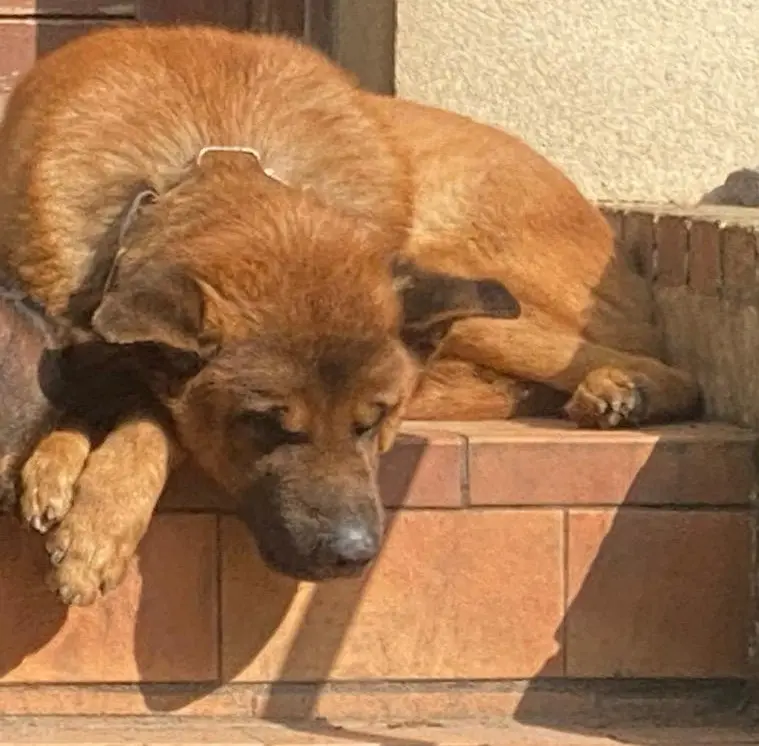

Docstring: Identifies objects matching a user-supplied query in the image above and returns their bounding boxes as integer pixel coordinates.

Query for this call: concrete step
[0,420,755,720]
[1,716,759,745]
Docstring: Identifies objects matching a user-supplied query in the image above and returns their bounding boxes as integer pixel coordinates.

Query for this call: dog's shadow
[0,519,69,679]
[512,436,752,744]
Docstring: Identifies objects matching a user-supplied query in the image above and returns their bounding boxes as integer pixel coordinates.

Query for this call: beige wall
[394,0,759,205]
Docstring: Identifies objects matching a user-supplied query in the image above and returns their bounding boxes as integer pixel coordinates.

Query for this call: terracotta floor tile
[565,508,751,677]
[221,509,563,681]
[379,427,465,507]
[160,462,236,512]
[465,421,755,506]
[0,514,219,683]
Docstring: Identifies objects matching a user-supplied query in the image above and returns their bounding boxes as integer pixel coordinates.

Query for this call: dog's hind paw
[565,366,647,429]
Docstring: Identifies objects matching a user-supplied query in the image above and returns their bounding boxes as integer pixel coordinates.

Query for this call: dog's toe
[45,520,131,607]
[565,367,647,429]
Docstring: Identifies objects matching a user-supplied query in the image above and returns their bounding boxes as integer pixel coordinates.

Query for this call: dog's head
[89,182,520,581]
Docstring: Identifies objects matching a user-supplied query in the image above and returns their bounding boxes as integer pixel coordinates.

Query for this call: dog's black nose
[331,520,379,566]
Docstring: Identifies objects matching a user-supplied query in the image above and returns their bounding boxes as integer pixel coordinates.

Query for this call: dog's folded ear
[91,262,218,374]
[392,258,520,361]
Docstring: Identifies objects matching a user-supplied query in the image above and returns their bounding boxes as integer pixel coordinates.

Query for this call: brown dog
[0,25,698,605]
[0,286,172,524]
[0,288,67,513]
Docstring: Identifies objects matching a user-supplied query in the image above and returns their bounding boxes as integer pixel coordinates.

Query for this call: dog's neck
[66,146,291,327]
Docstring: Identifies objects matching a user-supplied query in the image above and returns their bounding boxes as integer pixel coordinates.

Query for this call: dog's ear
[92,262,218,373]
[392,258,520,361]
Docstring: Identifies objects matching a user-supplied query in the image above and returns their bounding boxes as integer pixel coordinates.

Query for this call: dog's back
[0,25,412,315]
[366,94,662,357]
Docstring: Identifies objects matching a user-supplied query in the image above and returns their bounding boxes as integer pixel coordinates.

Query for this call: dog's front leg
[43,415,178,606]
[20,425,92,533]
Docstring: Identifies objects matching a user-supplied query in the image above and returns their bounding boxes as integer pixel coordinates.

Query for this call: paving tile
[566,508,751,677]
[379,426,465,507]
[464,420,755,506]
[159,462,236,512]
[221,509,563,681]
[0,514,218,682]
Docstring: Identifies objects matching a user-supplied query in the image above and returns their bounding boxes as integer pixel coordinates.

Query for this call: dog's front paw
[45,516,136,606]
[565,367,647,429]
[21,430,90,534]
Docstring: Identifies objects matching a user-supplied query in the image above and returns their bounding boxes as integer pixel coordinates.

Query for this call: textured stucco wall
[395,0,759,205]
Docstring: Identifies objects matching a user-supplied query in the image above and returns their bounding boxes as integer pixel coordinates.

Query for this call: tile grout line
[561,507,570,676]
[215,514,224,683]
[460,434,471,508]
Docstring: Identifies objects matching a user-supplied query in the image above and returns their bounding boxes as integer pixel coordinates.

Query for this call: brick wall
[600,203,759,432]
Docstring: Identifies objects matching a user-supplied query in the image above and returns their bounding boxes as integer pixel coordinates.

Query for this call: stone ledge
[159,420,758,511]
[0,679,751,722]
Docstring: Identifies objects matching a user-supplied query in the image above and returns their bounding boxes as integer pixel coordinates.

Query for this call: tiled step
[3,715,759,745]
[0,420,755,720]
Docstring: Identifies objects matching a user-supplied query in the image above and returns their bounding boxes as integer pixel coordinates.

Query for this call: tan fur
[0,26,698,604]
[43,416,175,606]
[20,427,90,530]
[365,94,698,424]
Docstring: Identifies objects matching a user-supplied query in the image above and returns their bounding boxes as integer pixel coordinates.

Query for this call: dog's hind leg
[405,358,568,421]
[43,415,178,606]
[441,317,701,428]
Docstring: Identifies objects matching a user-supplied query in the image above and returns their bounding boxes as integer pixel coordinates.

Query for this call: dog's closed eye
[237,406,309,445]
[353,402,392,439]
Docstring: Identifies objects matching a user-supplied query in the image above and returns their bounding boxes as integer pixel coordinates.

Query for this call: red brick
[566,509,751,677]
[465,420,755,506]
[221,509,563,682]
[600,207,624,241]
[722,224,757,291]
[0,514,218,683]
[688,219,722,295]
[622,210,656,280]
[655,215,688,286]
